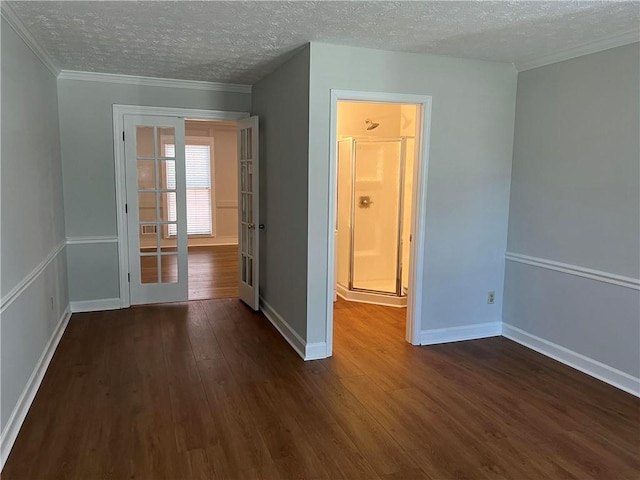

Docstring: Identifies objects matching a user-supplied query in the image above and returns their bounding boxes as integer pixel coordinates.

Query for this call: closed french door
[237,117,259,310]
[124,115,188,305]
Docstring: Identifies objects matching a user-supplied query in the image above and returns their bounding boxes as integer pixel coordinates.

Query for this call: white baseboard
[305,342,329,361]
[0,304,72,470]
[259,297,328,361]
[70,298,121,313]
[421,321,502,345]
[502,323,640,397]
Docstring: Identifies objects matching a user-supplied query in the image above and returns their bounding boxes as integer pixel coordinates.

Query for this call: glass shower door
[352,139,403,294]
[336,139,353,290]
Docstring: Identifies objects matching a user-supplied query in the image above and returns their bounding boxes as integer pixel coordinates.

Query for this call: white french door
[237,117,260,310]
[124,115,188,305]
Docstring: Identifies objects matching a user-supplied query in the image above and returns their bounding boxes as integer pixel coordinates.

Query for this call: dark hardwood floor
[3,298,639,479]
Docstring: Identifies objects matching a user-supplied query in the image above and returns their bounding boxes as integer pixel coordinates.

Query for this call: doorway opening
[327,92,432,353]
[113,105,253,308]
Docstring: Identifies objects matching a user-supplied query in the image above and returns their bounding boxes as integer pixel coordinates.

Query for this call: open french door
[237,117,259,310]
[124,115,188,305]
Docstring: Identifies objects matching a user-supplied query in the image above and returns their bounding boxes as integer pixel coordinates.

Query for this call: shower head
[365,119,379,131]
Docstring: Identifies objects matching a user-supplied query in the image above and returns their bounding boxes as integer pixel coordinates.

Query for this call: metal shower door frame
[348,137,407,297]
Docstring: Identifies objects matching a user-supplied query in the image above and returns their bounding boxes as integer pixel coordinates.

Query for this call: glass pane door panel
[161,255,178,283]
[158,128,175,158]
[240,163,247,191]
[242,194,249,222]
[136,127,155,157]
[160,192,177,222]
[139,224,159,253]
[352,140,401,294]
[241,255,247,282]
[140,256,159,284]
[240,225,247,254]
[138,192,157,222]
[247,193,253,223]
[137,160,156,190]
[336,139,353,288]
[159,159,176,189]
[247,163,253,191]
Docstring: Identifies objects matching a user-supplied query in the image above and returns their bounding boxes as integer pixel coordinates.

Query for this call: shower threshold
[336,283,407,308]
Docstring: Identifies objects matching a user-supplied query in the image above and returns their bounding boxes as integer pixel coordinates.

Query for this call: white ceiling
[7,1,640,84]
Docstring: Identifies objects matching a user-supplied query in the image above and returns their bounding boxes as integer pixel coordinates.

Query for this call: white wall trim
[66,235,119,245]
[0,241,66,314]
[216,201,238,209]
[260,297,327,360]
[503,323,640,398]
[259,296,306,360]
[515,28,640,72]
[70,298,122,313]
[58,69,251,94]
[0,2,60,77]
[113,104,250,308]
[326,90,433,354]
[421,322,502,346]
[505,252,639,290]
[0,304,71,470]
[208,236,239,246]
[305,342,328,361]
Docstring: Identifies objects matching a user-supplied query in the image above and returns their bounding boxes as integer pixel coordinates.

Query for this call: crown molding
[515,28,640,72]
[57,69,252,94]
[1,1,60,76]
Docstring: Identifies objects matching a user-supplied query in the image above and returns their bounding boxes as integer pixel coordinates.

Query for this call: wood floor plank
[3,298,638,479]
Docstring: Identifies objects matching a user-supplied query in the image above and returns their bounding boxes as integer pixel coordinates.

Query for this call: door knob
[248,223,255,230]
[259,224,265,229]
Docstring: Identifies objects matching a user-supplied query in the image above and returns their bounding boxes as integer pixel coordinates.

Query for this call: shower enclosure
[336,137,413,307]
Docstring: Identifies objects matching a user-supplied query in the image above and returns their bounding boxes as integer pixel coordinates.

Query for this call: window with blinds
[165,144,213,236]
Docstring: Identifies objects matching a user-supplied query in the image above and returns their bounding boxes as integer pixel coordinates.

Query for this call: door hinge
[125,203,128,213]
[128,273,130,282]
[123,131,125,141]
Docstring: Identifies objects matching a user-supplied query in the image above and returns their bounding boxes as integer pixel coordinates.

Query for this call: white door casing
[124,114,188,305]
[113,105,249,308]
[326,90,433,353]
[237,116,260,310]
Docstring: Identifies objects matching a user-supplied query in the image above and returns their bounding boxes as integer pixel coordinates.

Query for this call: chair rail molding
[0,241,66,314]
[505,252,639,290]
[66,236,119,245]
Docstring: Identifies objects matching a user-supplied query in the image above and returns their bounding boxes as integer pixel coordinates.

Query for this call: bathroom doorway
[327,91,432,352]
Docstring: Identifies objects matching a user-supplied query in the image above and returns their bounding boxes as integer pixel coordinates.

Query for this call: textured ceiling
[8,1,640,84]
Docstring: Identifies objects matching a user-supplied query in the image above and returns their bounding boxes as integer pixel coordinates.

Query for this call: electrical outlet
[487,291,495,304]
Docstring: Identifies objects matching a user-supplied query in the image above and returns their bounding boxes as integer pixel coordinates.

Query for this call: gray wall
[307,43,517,343]
[1,17,68,435]
[57,78,250,302]
[504,43,640,377]
[251,46,310,339]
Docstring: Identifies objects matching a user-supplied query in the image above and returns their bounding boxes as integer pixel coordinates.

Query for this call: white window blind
[165,144,213,236]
